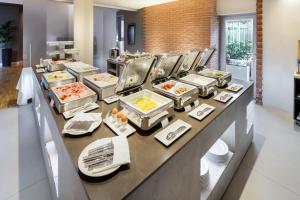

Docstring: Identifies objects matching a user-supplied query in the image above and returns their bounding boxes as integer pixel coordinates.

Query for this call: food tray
[49,82,97,113]
[41,70,75,90]
[179,74,217,97]
[64,62,100,82]
[119,89,174,130]
[153,80,198,109]
[83,73,118,100]
[198,69,232,87]
[47,60,67,72]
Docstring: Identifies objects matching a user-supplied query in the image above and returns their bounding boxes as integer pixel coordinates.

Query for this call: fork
[166,126,186,141]
[197,107,212,116]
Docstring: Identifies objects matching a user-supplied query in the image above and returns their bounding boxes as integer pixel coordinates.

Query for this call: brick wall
[144,0,219,68]
[256,0,263,105]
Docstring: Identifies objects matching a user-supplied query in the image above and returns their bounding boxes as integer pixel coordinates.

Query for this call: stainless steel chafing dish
[64,62,100,82]
[41,70,75,90]
[116,56,174,130]
[49,82,97,113]
[151,54,198,109]
[47,60,67,72]
[195,48,232,87]
[83,73,118,100]
[179,74,217,97]
[198,68,231,87]
[174,50,217,97]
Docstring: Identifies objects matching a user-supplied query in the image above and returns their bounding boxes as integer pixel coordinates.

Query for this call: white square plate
[155,119,191,147]
[214,91,233,103]
[226,83,243,92]
[188,103,215,121]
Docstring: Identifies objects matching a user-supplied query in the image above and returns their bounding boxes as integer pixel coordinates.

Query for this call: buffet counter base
[31,66,254,200]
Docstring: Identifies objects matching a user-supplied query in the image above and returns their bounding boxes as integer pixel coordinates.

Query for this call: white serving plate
[213,91,233,103]
[104,115,136,137]
[188,104,215,121]
[78,138,120,177]
[62,113,102,135]
[226,83,243,92]
[206,139,229,163]
[155,119,192,147]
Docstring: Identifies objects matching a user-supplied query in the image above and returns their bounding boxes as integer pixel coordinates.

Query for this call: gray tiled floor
[0,103,300,200]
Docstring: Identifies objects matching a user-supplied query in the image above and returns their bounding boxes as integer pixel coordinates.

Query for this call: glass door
[221,15,256,83]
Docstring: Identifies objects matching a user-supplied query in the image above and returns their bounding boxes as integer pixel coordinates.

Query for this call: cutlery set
[82,141,114,171]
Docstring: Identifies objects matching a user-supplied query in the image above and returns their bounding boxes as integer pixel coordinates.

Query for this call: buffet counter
[31,65,254,200]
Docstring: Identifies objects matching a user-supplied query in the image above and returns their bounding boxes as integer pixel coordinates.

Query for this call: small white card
[188,103,215,121]
[214,91,233,103]
[155,119,192,147]
[226,83,243,92]
[50,99,54,107]
[194,99,200,107]
[104,95,119,104]
[36,68,46,73]
[104,116,136,137]
[184,105,192,112]
[161,118,169,128]
[63,102,99,119]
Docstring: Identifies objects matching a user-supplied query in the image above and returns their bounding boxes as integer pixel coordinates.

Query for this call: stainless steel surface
[152,80,199,109]
[49,84,97,113]
[67,68,100,82]
[47,61,66,72]
[119,89,174,130]
[152,54,182,81]
[198,69,232,87]
[179,74,218,97]
[83,73,118,100]
[173,50,202,77]
[41,72,76,90]
[115,56,156,93]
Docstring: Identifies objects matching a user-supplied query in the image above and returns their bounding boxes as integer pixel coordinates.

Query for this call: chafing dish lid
[173,50,201,76]
[152,53,182,82]
[115,56,156,93]
[195,48,216,71]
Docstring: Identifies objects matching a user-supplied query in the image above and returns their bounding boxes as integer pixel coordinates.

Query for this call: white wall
[217,0,256,15]
[23,0,47,67]
[263,0,300,113]
[93,7,117,70]
[46,1,73,41]
[74,0,93,64]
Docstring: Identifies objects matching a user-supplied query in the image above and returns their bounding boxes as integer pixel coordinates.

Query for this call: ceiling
[93,0,176,11]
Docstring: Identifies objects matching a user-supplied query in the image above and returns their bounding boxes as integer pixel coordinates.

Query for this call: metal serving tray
[179,74,217,97]
[49,82,97,113]
[153,80,198,109]
[41,71,75,90]
[83,73,118,100]
[198,69,232,87]
[119,89,174,130]
[64,62,100,82]
[47,60,67,72]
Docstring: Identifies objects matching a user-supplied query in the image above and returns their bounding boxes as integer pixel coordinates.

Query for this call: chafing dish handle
[207,87,215,95]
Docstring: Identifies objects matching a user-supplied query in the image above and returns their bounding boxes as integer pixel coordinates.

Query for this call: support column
[74,0,93,64]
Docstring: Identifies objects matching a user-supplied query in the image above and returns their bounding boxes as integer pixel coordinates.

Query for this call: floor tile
[7,179,52,200]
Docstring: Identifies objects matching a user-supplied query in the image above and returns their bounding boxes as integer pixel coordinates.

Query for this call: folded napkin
[92,136,130,174]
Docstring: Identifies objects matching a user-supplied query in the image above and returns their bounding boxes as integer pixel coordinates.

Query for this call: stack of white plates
[200,158,209,188]
[206,139,229,163]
